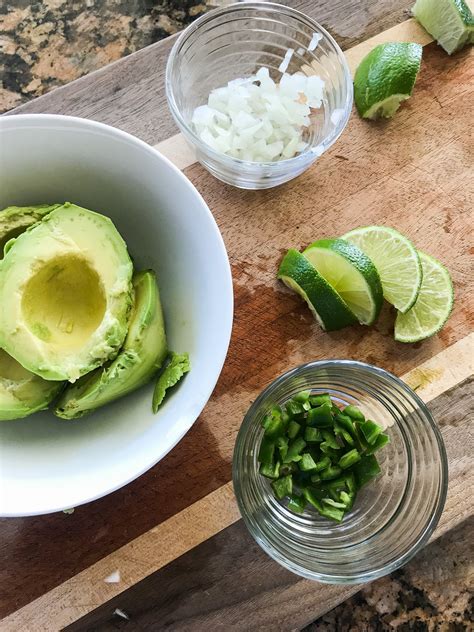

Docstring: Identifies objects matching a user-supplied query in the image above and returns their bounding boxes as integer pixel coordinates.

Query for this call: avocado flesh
[0,349,64,421]
[0,203,133,382]
[55,270,168,419]
[0,205,61,258]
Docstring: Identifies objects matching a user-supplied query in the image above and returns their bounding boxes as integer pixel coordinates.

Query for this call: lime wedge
[395,252,454,342]
[278,249,357,331]
[341,226,422,313]
[413,0,473,54]
[303,239,383,325]
[353,42,423,119]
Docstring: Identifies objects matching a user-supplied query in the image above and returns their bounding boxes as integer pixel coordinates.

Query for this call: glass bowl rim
[232,358,449,583]
[165,1,353,170]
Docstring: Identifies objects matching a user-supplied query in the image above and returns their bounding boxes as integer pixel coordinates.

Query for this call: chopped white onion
[278,48,294,74]
[191,65,325,162]
[331,108,345,126]
[308,32,322,51]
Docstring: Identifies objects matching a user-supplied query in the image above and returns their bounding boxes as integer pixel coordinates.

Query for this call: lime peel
[342,226,422,314]
[394,252,454,343]
[413,0,474,54]
[303,239,383,325]
[353,42,422,120]
[278,249,358,332]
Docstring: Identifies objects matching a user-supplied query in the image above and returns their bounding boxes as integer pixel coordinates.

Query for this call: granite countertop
[0,2,472,629]
[0,0,210,112]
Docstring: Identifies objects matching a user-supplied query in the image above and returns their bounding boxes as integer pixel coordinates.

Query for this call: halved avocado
[0,349,64,421]
[0,204,61,258]
[0,203,133,382]
[55,270,168,419]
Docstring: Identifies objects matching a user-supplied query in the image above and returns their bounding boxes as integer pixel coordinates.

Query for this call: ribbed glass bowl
[165,2,353,189]
[233,360,448,583]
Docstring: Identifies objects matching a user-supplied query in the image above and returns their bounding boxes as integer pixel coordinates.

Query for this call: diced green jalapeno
[338,448,361,470]
[364,432,390,455]
[321,430,341,449]
[335,425,355,446]
[276,435,289,461]
[293,390,311,403]
[319,443,341,459]
[339,491,354,509]
[359,420,383,445]
[258,391,389,524]
[258,436,275,465]
[309,393,331,407]
[353,454,381,487]
[324,475,348,490]
[286,400,306,416]
[304,427,322,443]
[319,465,342,481]
[259,461,280,479]
[307,403,333,428]
[280,462,297,477]
[313,456,331,472]
[298,452,318,472]
[287,494,306,514]
[345,472,357,494]
[287,420,301,439]
[283,437,307,463]
[271,474,293,500]
[322,497,346,509]
[335,413,357,436]
[343,405,365,422]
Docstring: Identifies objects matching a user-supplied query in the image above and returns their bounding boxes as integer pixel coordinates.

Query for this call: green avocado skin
[55,270,168,419]
[0,204,61,258]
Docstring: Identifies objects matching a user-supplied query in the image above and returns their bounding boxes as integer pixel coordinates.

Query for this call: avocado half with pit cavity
[55,269,168,419]
[0,203,133,382]
[0,349,64,421]
[0,204,61,258]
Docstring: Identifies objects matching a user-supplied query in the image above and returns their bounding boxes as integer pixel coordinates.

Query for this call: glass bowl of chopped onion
[232,360,448,583]
[166,2,353,189]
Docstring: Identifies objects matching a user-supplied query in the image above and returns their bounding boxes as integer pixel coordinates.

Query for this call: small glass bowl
[165,2,353,189]
[233,360,448,584]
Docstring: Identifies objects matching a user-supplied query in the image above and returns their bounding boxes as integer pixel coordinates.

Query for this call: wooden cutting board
[1,11,473,632]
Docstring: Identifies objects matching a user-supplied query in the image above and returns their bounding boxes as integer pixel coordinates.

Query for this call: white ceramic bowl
[0,114,233,517]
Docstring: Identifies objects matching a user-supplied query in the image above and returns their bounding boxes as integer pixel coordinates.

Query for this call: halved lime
[353,42,423,119]
[341,226,422,313]
[395,252,454,342]
[303,239,383,325]
[413,0,473,54]
[278,249,357,331]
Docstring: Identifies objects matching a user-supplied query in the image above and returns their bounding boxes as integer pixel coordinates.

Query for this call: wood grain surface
[3,336,471,631]
[1,1,473,628]
[9,0,417,145]
[63,377,473,632]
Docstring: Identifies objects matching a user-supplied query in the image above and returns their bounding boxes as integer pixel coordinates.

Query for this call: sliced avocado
[0,203,133,382]
[0,349,64,421]
[0,204,61,258]
[55,270,168,419]
[152,352,190,413]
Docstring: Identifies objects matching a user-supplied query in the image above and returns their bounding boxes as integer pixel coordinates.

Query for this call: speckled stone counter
[0,0,209,112]
[306,518,473,631]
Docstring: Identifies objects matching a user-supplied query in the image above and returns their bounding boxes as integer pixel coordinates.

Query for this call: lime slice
[353,42,423,119]
[395,252,454,342]
[413,0,473,54]
[303,239,383,325]
[341,226,422,313]
[278,249,357,331]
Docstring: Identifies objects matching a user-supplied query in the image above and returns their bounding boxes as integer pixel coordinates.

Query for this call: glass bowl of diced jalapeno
[232,360,448,584]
